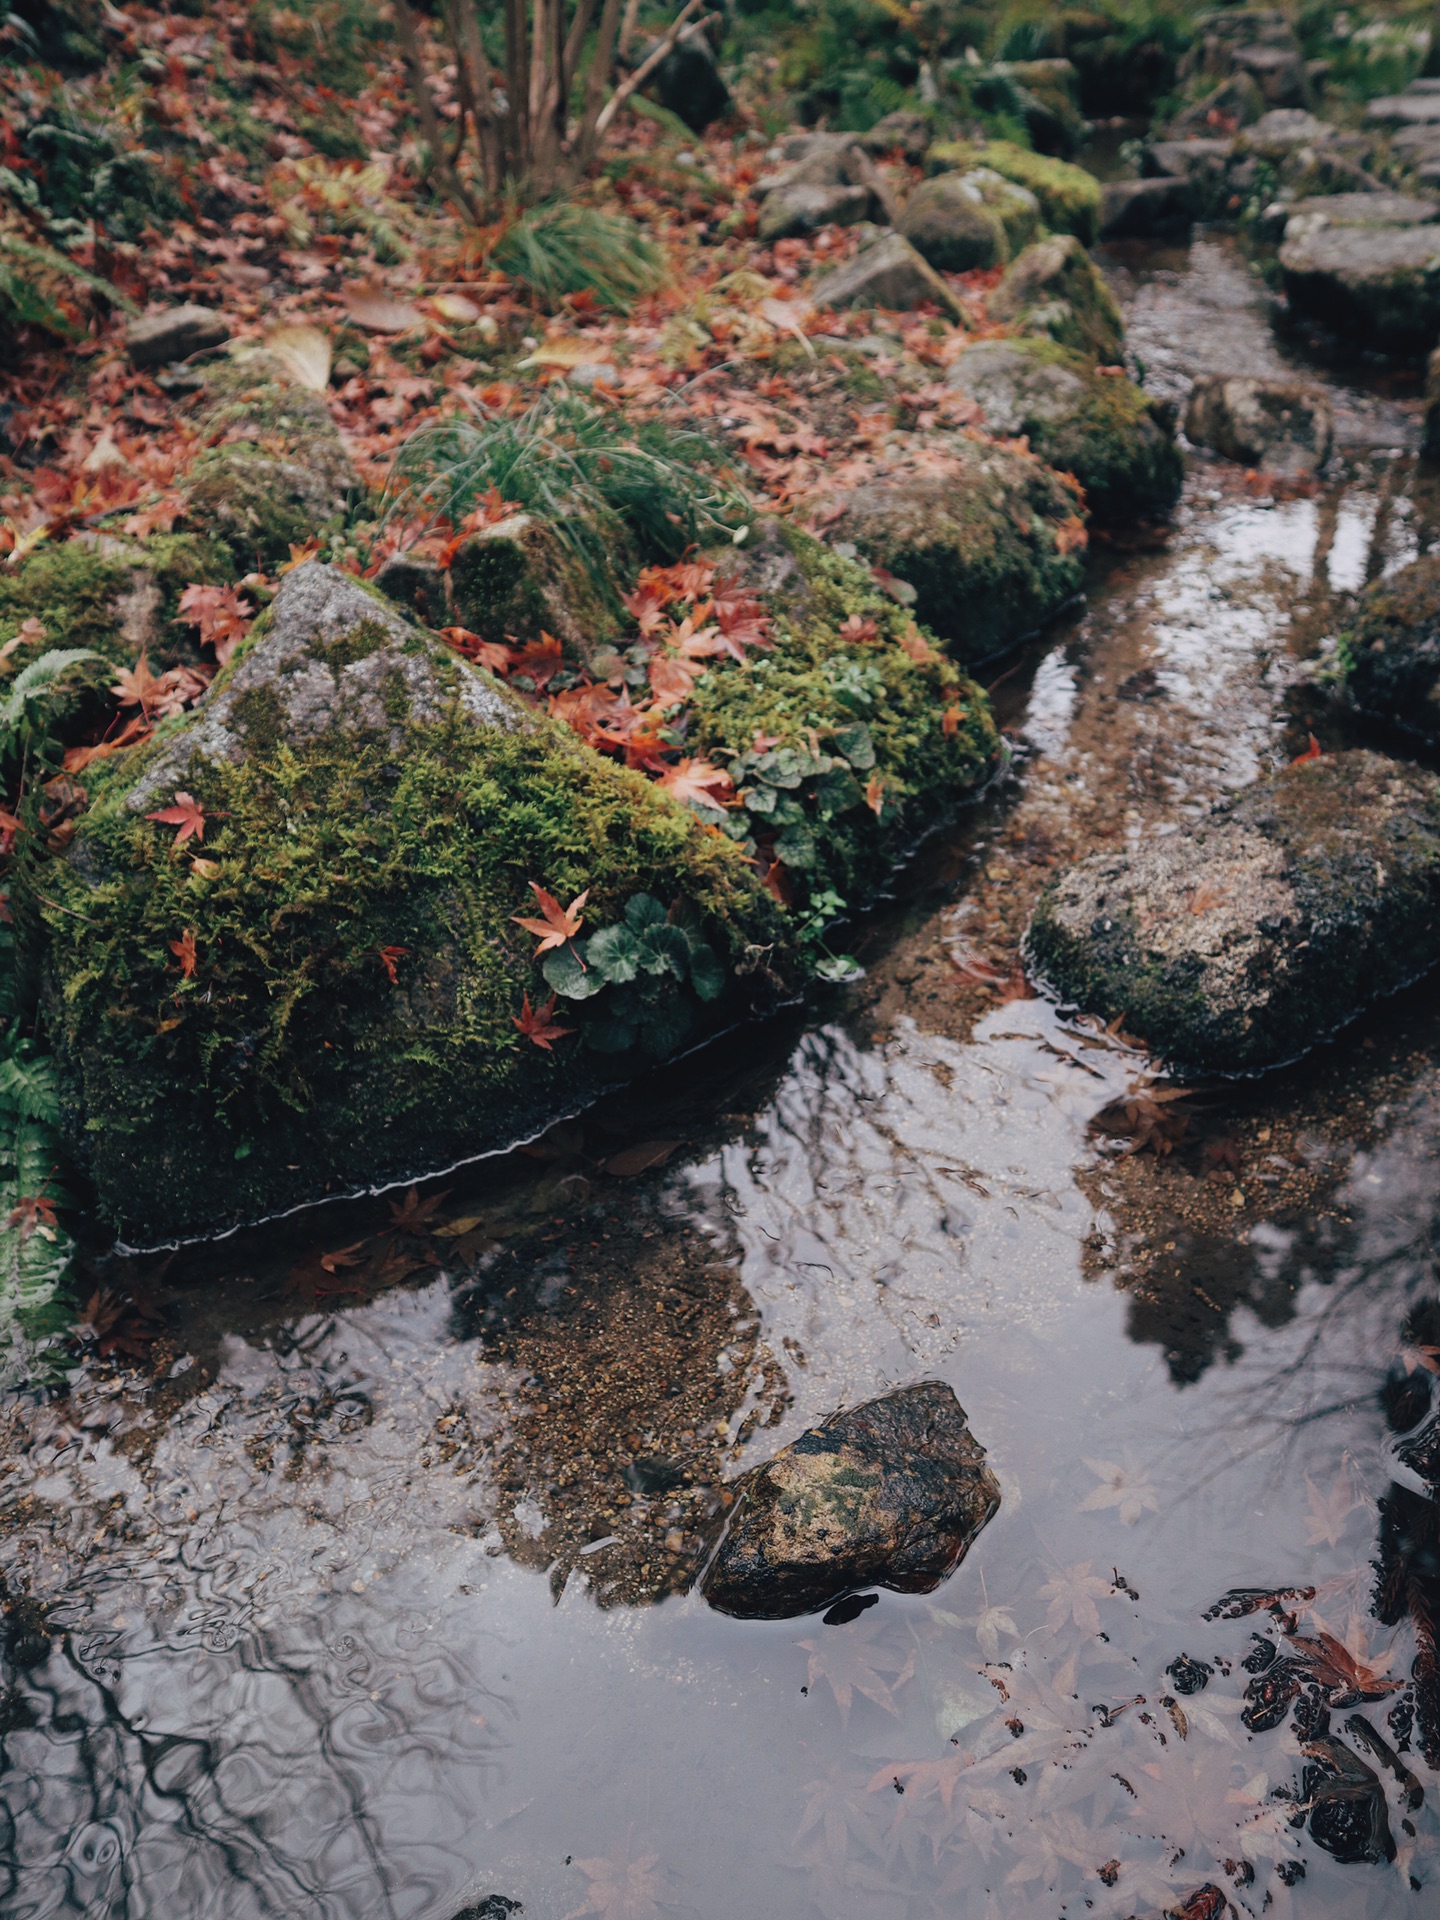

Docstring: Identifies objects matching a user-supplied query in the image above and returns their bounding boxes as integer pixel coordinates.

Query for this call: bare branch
[617,0,644,62]
[594,0,712,139]
[393,0,478,219]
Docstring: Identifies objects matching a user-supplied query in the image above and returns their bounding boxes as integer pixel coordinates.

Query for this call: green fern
[0,646,103,769]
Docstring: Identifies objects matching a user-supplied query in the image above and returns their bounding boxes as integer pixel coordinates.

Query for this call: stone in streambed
[38,563,786,1242]
[946,337,1182,526]
[701,1382,1000,1619]
[1336,552,1440,742]
[1099,175,1194,239]
[1279,224,1440,349]
[1027,751,1440,1073]
[1183,374,1333,475]
[987,233,1126,365]
[810,442,1086,664]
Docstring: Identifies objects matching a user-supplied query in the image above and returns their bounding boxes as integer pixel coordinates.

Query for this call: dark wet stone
[1280,223,1440,349]
[1341,553,1440,743]
[1027,751,1440,1073]
[1426,345,1440,461]
[1302,1736,1396,1863]
[1184,373,1333,474]
[1099,175,1194,239]
[1165,1652,1214,1695]
[701,1382,1000,1620]
[1141,139,1233,218]
[451,1900,522,1920]
[1163,1887,1227,1920]
[645,24,728,134]
[374,552,448,626]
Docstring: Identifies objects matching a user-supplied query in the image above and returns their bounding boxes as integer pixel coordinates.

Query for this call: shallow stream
[4,235,1440,1920]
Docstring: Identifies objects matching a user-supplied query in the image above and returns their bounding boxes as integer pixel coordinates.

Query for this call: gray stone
[1099,175,1194,238]
[1366,93,1440,128]
[946,337,1183,525]
[758,180,875,242]
[1392,122,1440,161]
[1279,223,1440,348]
[898,168,1040,272]
[987,233,1126,364]
[1027,750,1440,1073]
[861,109,931,164]
[810,233,963,322]
[125,303,230,369]
[1183,373,1334,474]
[1231,43,1308,108]
[701,1383,1000,1620]
[1243,107,1337,154]
[1280,191,1440,247]
[1142,138,1234,218]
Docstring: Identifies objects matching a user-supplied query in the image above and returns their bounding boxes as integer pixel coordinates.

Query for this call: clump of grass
[492,202,665,313]
[385,389,751,573]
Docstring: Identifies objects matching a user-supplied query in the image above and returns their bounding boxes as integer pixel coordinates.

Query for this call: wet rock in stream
[1027,751,1440,1074]
[1184,373,1333,475]
[700,1381,999,1620]
[1338,552,1440,744]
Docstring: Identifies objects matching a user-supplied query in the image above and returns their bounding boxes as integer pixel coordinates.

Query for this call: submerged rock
[814,443,1086,663]
[701,1382,1000,1620]
[987,233,1126,365]
[1337,552,1440,742]
[946,337,1182,525]
[1027,751,1440,1073]
[1302,1737,1395,1864]
[810,233,962,321]
[39,564,786,1241]
[1183,373,1333,474]
[1279,223,1440,348]
[899,168,1040,273]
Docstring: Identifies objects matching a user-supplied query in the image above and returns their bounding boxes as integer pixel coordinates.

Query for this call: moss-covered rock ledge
[36,564,791,1244]
[1027,751,1440,1075]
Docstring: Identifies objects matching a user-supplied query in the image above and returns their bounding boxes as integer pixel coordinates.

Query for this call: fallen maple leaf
[7,1191,58,1243]
[513,990,573,1051]
[864,775,885,816]
[112,651,164,712]
[659,757,733,811]
[146,791,206,848]
[342,281,423,332]
[1293,733,1322,764]
[374,944,409,984]
[838,613,878,646]
[941,704,966,736]
[512,882,588,953]
[177,583,253,665]
[170,928,198,978]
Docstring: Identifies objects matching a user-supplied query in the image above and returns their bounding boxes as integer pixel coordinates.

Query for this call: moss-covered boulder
[1027,751,1440,1073]
[688,522,999,916]
[179,354,359,570]
[0,531,230,673]
[449,511,621,664]
[809,445,1087,665]
[946,337,1182,526]
[1279,224,1440,350]
[926,138,1102,245]
[987,233,1126,365]
[898,169,1040,274]
[37,564,788,1243]
[1336,554,1440,744]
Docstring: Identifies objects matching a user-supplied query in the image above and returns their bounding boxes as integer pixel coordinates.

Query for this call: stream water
[4,234,1440,1920]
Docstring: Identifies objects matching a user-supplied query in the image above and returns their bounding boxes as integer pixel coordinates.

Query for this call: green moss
[972,336,1182,526]
[988,232,1126,365]
[688,524,999,924]
[0,532,230,673]
[927,139,1102,245]
[449,512,623,663]
[38,590,789,1242]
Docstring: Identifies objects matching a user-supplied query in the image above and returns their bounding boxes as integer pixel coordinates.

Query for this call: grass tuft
[492,202,665,313]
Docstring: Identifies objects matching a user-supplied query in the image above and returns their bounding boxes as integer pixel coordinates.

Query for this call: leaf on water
[796,1617,915,1725]
[565,1838,672,1920]
[1039,1560,1115,1637]
[598,1141,682,1178]
[1303,1468,1367,1549]
[1079,1456,1161,1527]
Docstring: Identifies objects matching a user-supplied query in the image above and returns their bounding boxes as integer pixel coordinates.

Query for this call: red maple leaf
[146,791,206,848]
[659,757,734,811]
[374,944,409,984]
[513,991,572,1051]
[838,613,878,646]
[7,1191,57,1242]
[512,882,588,953]
[170,928,198,978]
[1293,733,1322,764]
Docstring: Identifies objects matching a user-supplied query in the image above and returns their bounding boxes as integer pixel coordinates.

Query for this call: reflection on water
[3,240,1440,1919]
